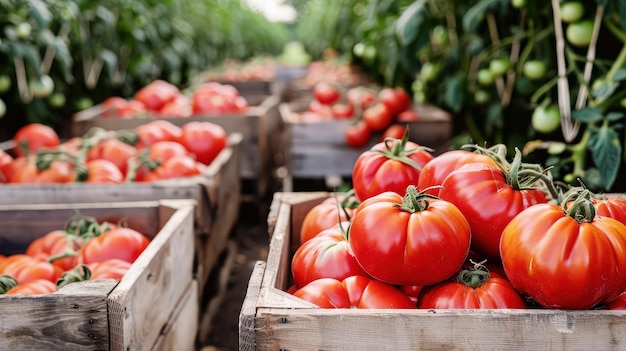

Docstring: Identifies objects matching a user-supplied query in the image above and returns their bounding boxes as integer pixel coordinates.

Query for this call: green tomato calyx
[457,260,491,288]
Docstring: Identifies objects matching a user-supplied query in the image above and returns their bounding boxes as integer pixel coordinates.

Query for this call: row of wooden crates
[240,192,626,350]
[0,133,243,350]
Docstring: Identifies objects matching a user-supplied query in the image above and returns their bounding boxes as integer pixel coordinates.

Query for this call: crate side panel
[151,279,199,351]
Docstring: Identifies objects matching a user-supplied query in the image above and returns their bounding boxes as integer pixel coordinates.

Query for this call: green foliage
[0,0,288,139]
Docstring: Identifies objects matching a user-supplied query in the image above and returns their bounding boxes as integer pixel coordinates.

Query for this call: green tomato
[430,25,449,48]
[560,2,585,24]
[563,173,576,185]
[477,69,495,86]
[547,142,567,155]
[0,98,5,118]
[48,93,66,108]
[489,58,511,77]
[363,45,377,62]
[75,97,93,111]
[511,0,526,9]
[420,62,440,82]
[15,22,32,39]
[353,43,366,58]
[522,60,547,81]
[29,75,54,99]
[532,105,561,134]
[620,97,626,109]
[474,89,491,105]
[0,75,11,94]
[566,20,594,47]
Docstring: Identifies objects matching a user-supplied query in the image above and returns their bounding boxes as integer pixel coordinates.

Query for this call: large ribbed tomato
[500,190,626,309]
[348,186,471,286]
[438,148,547,261]
[291,222,369,289]
[352,133,433,201]
[417,262,527,309]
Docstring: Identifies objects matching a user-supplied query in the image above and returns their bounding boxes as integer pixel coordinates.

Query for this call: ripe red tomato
[352,137,433,201]
[347,87,376,110]
[593,197,626,225]
[349,186,471,286]
[13,159,77,184]
[13,123,60,157]
[134,80,180,112]
[142,155,204,181]
[74,227,150,265]
[101,97,146,118]
[158,94,192,117]
[417,150,499,196]
[5,279,57,295]
[292,278,351,308]
[307,100,334,118]
[397,109,420,122]
[418,263,527,309]
[378,87,410,115]
[84,159,124,183]
[439,161,547,261]
[362,103,393,132]
[500,194,626,309]
[88,258,132,280]
[606,291,626,310]
[300,194,359,244]
[313,81,341,105]
[380,124,408,142]
[177,121,227,165]
[292,222,369,288]
[0,149,14,182]
[344,120,372,149]
[86,138,139,176]
[331,103,354,119]
[26,229,84,271]
[0,254,64,284]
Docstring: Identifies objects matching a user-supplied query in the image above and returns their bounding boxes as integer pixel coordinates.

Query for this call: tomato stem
[396,185,440,213]
[457,260,490,288]
[57,264,91,289]
[0,274,18,294]
[561,187,596,223]
[373,128,432,171]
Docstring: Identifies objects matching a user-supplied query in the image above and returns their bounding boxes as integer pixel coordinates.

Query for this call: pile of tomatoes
[288,81,421,149]
[0,214,149,295]
[100,80,249,118]
[0,119,227,184]
[288,134,626,310]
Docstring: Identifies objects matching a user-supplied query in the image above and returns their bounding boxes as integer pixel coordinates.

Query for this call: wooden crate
[0,200,197,351]
[72,95,282,200]
[240,192,626,351]
[0,133,242,307]
[278,101,452,191]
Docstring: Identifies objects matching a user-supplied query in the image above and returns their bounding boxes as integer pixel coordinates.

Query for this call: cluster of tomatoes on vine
[286,133,626,311]
[304,81,421,148]
[0,119,227,184]
[0,213,150,295]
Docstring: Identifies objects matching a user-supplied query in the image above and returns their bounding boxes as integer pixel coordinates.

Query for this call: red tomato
[0,149,14,182]
[307,100,334,119]
[144,120,183,141]
[13,123,60,157]
[417,263,527,309]
[400,284,424,303]
[74,227,150,265]
[5,279,57,295]
[158,94,192,117]
[331,103,354,119]
[349,186,471,286]
[593,197,626,225]
[101,97,146,118]
[347,87,376,110]
[417,150,499,196]
[293,276,415,309]
[177,121,227,165]
[13,159,77,184]
[352,136,433,201]
[300,194,359,244]
[142,155,204,181]
[84,159,124,183]
[86,138,138,176]
[134,80,180,112]
[439,160,547,261]
[606,291,626,310]
[0,254,64,284]
[500,193,626,309]
[313,81,341,105]
[380,124,408,142]
[146,140,189,162]
[26,229,84,271]
[292,222,369,288]
[362,103,393,132]
[135,123,170,148]
[379,87,410,115]
[88,258,132,280]
[397,109,420,122]
[344,120,372,148]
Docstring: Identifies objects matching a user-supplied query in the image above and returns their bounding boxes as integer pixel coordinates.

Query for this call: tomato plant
[352,131,433,201]
[501,189,626,309]
[349,186,471,286]
[417,261,527,309]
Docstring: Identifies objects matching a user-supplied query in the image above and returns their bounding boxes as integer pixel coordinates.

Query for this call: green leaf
[28,0,52,28]
[612,68,626,82]
[588,125,621,190]
[462,0,508,33]
[606,112,625,122]
[486,102,503,134]
[572,107,604,123]
[592,81,619,101]
[395,0,428,45]
[444,75,466,113]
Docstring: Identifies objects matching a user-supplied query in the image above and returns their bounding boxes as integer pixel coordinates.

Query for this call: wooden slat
[238,261,266,351]
[151,279,199,351]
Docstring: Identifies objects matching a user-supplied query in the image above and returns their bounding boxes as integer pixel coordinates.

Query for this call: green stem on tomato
[57,264,91,289]
[0,274,18,294]
[457,260,490,288]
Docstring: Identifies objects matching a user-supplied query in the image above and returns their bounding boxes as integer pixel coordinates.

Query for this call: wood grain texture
[152,279,199,351]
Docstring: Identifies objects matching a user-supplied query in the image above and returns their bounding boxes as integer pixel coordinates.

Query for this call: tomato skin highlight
[349,189,471,286]
[500,203,626,309]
